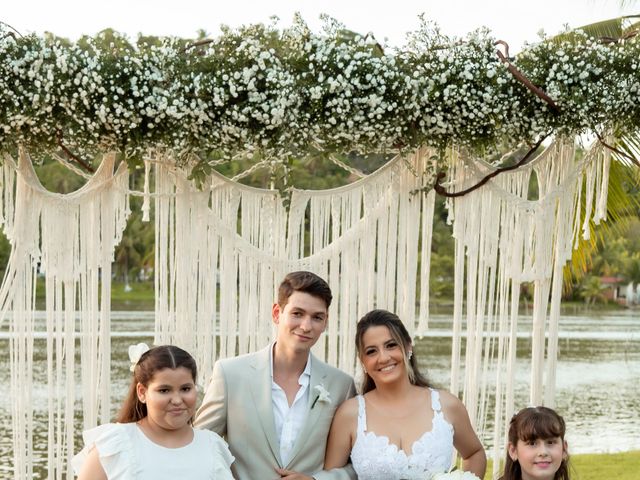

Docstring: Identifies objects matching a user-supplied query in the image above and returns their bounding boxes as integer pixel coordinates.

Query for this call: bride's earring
[407,350,413,360]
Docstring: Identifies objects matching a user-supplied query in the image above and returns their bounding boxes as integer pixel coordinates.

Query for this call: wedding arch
[0,15,639,479]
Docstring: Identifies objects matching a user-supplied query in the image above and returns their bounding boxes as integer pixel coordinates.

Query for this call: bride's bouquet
[402,468,482,480]
[431,471,482,480]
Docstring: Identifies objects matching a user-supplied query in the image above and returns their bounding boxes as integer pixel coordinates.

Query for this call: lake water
[415,311,640,456]
[0,310,639,477]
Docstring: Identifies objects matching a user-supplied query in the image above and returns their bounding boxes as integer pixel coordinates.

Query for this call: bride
[324,309,486,479]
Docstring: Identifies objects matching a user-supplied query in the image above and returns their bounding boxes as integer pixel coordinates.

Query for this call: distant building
[599,276,625,303]
[622,282,639,306]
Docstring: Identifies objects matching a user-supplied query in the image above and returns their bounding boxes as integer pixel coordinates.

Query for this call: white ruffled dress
[71,423,234,479]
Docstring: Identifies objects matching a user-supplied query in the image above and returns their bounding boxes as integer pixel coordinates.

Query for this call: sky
[2,1,638,52]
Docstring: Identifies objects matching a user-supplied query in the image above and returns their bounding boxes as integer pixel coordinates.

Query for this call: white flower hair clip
[128,343,150,372]
[311,384,331,409]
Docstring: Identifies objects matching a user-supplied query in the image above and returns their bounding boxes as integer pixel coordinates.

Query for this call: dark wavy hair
[277,271,332,309]
[116,345,197,423]
[501,406,570,480]
[355,309,431,394]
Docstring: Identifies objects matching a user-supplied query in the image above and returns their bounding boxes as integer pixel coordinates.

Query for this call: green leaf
[550,13,640,44]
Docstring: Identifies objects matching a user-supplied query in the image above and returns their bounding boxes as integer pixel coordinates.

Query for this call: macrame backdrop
[444,139,611,478]
[0,150,130,479]
[0,139,612,479]
[152,147,437,384]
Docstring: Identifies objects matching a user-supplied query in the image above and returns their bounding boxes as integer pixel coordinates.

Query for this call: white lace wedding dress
[350,388,454,480]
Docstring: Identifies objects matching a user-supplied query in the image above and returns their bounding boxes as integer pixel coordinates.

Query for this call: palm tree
[554,13,640,293]
[579,275,609,304]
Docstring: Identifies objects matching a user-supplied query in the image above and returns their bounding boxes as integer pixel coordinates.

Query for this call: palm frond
[578,15,639,38]
[615,130,640,168]
[552,7,640,291]
[564,156,640,291]
[550,14,640,44]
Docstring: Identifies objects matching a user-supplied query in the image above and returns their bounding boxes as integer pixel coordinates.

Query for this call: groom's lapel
[285,354,329,467]
[249,347,282,466]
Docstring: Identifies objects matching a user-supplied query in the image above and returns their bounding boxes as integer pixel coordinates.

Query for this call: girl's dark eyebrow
[156,382,194,388]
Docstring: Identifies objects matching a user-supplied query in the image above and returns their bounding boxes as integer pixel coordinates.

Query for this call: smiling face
[359,325,411,387]
[509,437,567,480]
[136,367,197,432]
[272,291,328,354]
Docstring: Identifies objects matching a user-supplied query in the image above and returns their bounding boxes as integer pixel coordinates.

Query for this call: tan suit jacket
[194,346,357,480]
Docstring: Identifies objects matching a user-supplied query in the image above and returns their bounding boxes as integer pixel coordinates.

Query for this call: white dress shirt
[270,343,311,466]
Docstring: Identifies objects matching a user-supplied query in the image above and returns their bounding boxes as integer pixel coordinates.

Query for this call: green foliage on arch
[0,15,639,182]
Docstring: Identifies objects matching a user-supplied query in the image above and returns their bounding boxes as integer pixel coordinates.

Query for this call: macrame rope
[1,150,130,480]
[152,146,437,382]
[446,138,611,479]
[0,137,611,480]
[328,154,367,178]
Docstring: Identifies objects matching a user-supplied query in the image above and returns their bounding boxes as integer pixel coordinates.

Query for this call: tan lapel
[285,354,330,468]
[249,346,282,466]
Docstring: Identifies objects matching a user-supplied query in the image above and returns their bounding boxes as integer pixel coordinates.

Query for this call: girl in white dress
[324,310,486,480]
[72,345,234,480]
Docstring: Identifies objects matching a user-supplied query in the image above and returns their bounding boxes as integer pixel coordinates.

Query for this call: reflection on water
[0,311,639,477]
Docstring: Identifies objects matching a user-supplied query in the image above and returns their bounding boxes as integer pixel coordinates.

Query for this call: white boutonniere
[311,384,331,409]
[128,342,150,372]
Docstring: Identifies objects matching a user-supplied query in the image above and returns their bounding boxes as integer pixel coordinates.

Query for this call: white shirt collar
[269,342,312,381]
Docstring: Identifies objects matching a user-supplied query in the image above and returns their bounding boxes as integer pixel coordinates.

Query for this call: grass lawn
[483,450,640,480]
[110,281,155,310]
[570,450,640,480]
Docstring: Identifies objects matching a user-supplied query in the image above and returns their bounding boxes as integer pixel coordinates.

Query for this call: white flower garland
[0,17,638,181]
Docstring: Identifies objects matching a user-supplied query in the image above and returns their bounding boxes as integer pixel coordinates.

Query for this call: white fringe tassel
[447,139,611,479]
[1,137,611,480]
[153,148,437,385]
[1,150,130,480]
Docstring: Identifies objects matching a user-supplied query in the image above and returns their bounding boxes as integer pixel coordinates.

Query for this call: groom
[194,271,356,480]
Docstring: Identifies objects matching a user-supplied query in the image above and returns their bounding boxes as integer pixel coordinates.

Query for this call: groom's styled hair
[277,271,333,309]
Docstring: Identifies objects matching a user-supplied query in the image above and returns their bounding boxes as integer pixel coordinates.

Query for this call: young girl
[501,406,570,480]
[72,344,234,479]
